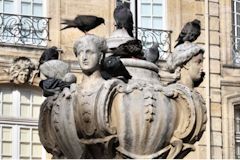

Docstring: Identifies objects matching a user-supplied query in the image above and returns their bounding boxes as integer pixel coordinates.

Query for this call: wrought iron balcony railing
[0,13,50,47]
[136,27,172,60]
[231,35,240,65]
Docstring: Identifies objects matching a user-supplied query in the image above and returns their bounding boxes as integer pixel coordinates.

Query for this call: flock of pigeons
[38,3,201,96]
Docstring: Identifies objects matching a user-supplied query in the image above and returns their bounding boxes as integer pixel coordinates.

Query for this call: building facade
[0,0,239,159]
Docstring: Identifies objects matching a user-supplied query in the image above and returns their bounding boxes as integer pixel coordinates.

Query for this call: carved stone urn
[110,59,177,158]
[39,58,207,159]
[38,32,207,159]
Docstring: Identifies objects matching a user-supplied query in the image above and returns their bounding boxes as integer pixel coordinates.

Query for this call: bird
[61,15,105,33]
[143,42,159,63]
[112,39,144,59]
[39,46,59,67]
[100,55,132,83]
[113,3,134,37]
[39,78,72,97]
[174,19,201,48]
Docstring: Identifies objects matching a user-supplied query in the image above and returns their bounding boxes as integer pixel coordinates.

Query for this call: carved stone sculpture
[5,56,38,84]
[38,34,207,159]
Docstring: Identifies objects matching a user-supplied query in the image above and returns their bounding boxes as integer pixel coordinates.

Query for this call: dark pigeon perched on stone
[39,78,72,97]
[112,39,144,59]
[61,15,105,33]
[144,42,159,63]
[100,55,132,83]
[39,46,59,66]
[114,3,134,37]
[174,19,201,48]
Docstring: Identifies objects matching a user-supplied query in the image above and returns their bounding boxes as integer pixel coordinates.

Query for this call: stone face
[6,57,38,84]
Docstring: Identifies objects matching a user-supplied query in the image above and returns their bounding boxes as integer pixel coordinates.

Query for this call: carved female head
[167,42,205,87]
[9,57,36,84]
[73,35,107,75]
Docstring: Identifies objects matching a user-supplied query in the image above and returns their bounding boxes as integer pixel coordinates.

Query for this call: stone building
[0,0,239,159]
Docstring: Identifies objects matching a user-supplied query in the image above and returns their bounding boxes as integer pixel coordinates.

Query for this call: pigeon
[100,55,132,83]
[144,42,159,63]
[114,3,134,37]
[39,78,72,97]
[174,19,201,48]
[39,46,59,67]
[61,15,105,33]
[112,39,144,59]
[39,73,77,97]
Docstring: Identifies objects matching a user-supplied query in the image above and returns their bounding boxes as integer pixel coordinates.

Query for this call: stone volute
[38,31,207,159]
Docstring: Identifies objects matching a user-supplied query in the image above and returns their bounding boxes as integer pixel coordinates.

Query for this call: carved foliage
[111,80,177,158]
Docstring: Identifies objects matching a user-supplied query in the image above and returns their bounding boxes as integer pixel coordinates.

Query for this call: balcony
[136,27,172,60]
[232,35,240,66]
[0,13,50,47]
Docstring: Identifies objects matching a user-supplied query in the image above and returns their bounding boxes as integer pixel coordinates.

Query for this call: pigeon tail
[60,20,76,30]
[126,27,133,37]
[174,40,184,48]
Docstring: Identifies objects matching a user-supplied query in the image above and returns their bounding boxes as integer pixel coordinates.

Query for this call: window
[0,85,50,159]
[116,0,171,59]
[0,125,48,159]
[0,86,44,119]
[235,106,240,159]
[232,0,240,65]
[116,0,166,29]
[138,0,165,29]
[1,126,12,159]
[0,0,49,46]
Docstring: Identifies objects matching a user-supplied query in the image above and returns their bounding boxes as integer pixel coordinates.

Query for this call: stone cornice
[221,76,240,87]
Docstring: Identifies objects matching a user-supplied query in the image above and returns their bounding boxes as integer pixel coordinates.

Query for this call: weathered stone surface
[211,146,223,159]
[211,131,222,146]
[106,28,134,49]
[210,31,220,45]
[209,2,219,16]
[198,145,207,159]
[195,1,205,14]
[210,74,221,88]
[210,16,220,31]
[211,102,222,117]
[39,60,70,79]
[196,28,205,44]
[211,117,222,131]
[210,0,219,3]
[210,45,220,59]
[211,88,221,102]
